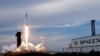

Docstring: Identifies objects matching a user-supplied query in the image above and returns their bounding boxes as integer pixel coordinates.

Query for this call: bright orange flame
[25,25,29,45]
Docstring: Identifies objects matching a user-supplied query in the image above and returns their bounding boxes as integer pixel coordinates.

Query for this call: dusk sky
[0,0,100,52]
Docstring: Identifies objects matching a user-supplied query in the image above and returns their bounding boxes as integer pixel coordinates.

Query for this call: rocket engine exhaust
[24,24,29,45]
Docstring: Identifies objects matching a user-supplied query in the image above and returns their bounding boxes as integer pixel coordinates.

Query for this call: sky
[0,0,100,52]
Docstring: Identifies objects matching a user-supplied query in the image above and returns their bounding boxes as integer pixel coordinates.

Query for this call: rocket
[24,11,29,44]
[25,10,28,25]
[15,11,29,47]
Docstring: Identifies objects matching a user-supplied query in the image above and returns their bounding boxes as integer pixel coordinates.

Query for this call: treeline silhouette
[3,51,100,56]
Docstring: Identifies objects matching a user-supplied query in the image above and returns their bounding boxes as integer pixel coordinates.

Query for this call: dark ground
[2,51,100,56]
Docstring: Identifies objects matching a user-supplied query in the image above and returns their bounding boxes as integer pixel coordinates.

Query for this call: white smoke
[15,41,35,52]
[35,43,45,52]
[1,44,17,53]
[14,41,45,52]
[1,42,45,53]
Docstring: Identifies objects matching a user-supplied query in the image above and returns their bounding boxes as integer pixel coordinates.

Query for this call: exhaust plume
[24,25,29,45]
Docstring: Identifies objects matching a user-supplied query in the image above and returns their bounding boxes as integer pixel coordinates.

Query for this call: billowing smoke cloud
[1,44,17,53]
[35,43,45,52]
[15,41,45,52]
[1,42,45,53]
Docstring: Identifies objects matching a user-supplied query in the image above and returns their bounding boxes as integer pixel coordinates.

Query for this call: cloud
[0,0,100,31]
[0,27,17,32]
[30,24,72,28]
[1,0,100,18]
[0,35,16,43]
[30,0,100,15]
[0,22,87,31]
